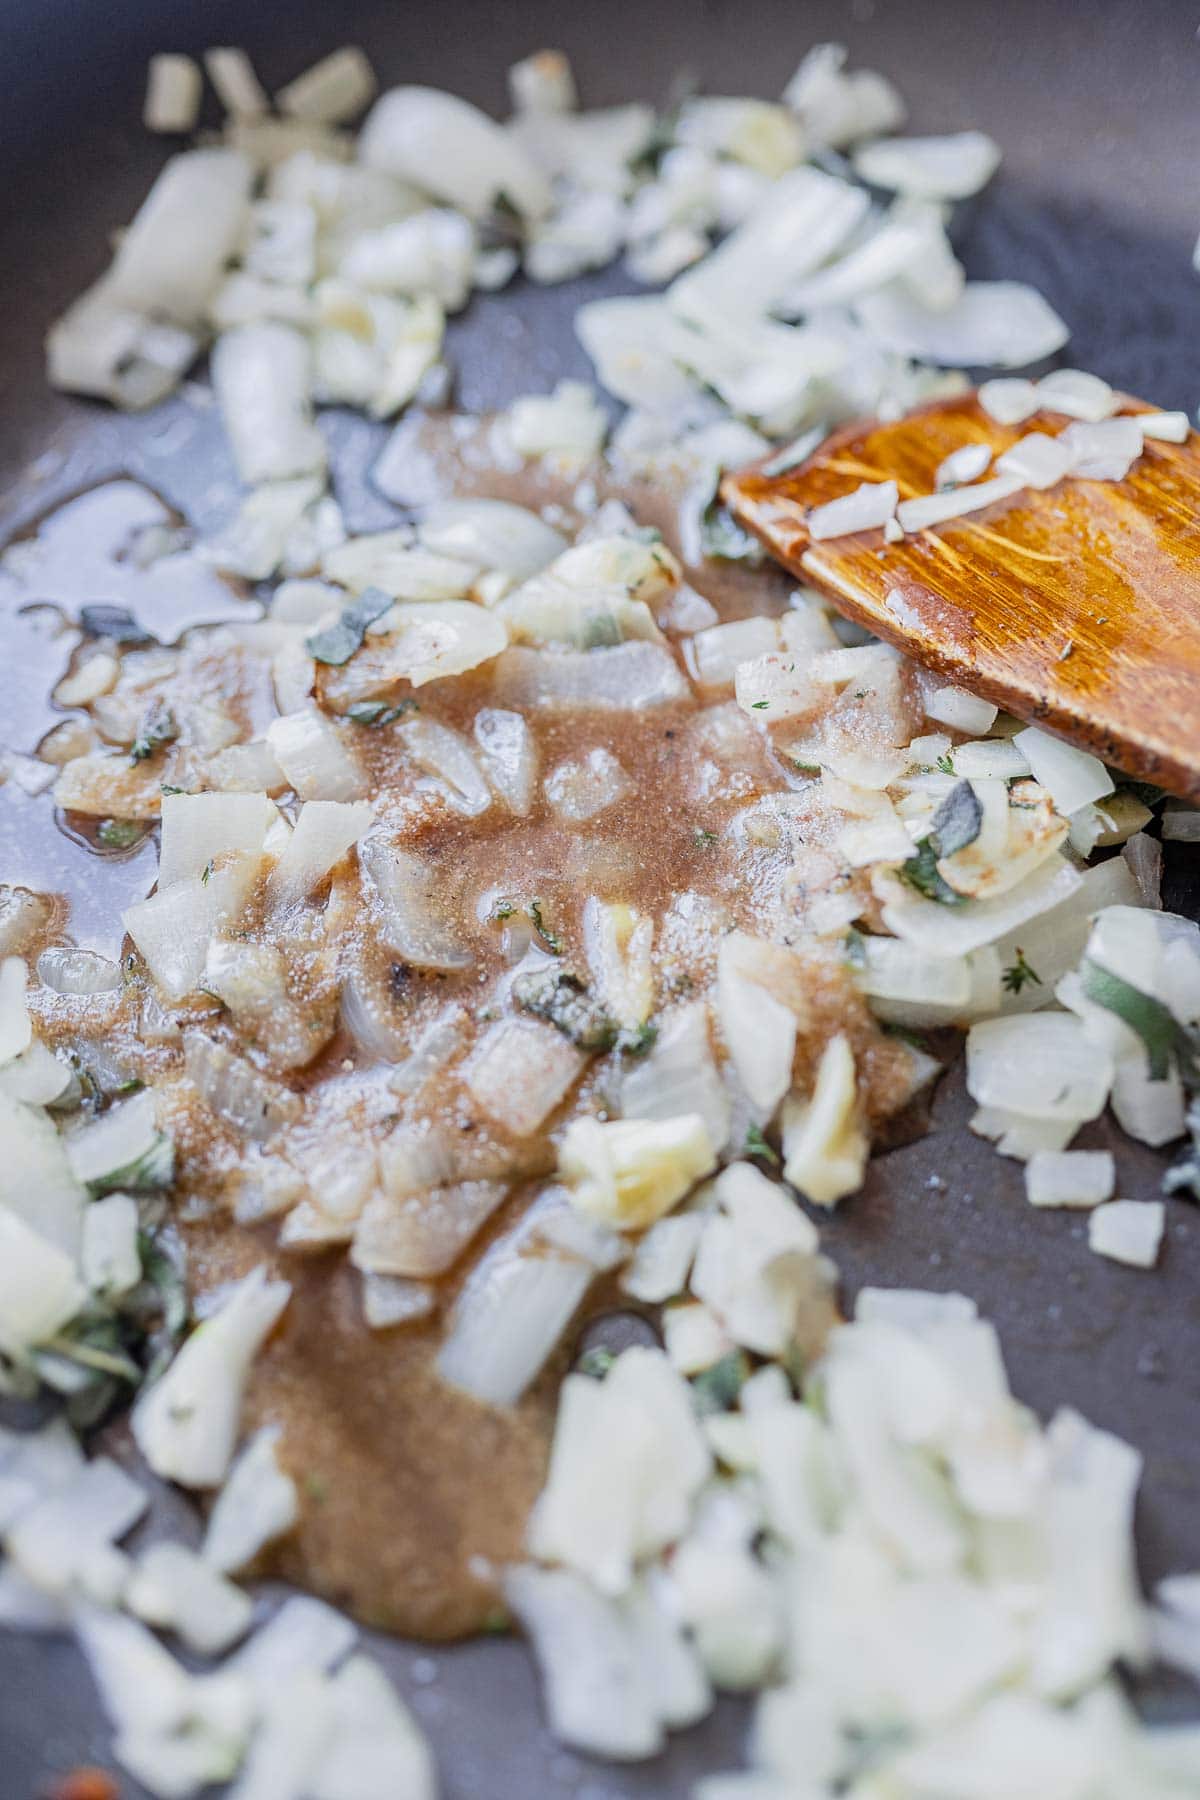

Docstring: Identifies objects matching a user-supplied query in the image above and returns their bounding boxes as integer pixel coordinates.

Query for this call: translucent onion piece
[359,837,473,970]
[494,643,689,712]
[267,710,366,802]
[463,1017,586,1136]
[183,1031,301,1141]
[267,799,372,903]
[419,498,566,579]
[352,1180,509,1278]
[852,130,1001,199]
[158,791,277,888]
[966,1014,1113,1122]
[398,717,492,816]
[211,322,327,486]
[856,281,1069,369]
[0,1207,86,1356]
[359,86,552,218]
[473,708,538,815]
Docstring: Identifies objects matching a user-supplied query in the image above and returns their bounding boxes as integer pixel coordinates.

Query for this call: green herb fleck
[1080,959,1198,1084]
[96,818,145,850]
[88,1131,176,1198]
[129,699,178,765]
[346,698,418,726]
[481,1607,512,1635]
[843,927,867,969]
[159,783,186,796]
[935,753,956,775]
[698,482,765,566]
[853,689,869,700]
[751,699,770,710]
[617,1019,658,1059]
[529,899,563,954]
[693,828,718,848]
[1002,948,1043,995]
[744,1123,780,1168]
[306,586,393,666]
[200,859,214,886]
[487,896,518,923]
[513,967,617,1050]
[691,1349,752,1416]
[899,838,963,906]
[577,1346,617,1379]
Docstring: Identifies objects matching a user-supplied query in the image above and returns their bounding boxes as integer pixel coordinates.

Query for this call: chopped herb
[512,967,617,1050]
[629,524,664,545]
[96,818,145,850]
[691,1349,752,1416]
[136,1231,189,1344]
[1079,959,1198,1084]
[129,699,178,765]
[698,478,765,566]
[935,753,956,775]
[346,698,418,726]
[487,896,518,923]
[744,1123,780,1168]
[928,781,983,856]
[88,1131,176,1198]
[115,1077,145,1096]
[899,839,963,907]
[528,899,563,954]
[751,699,770,710]
[481,1607,512,1634]
[881,1022,932,1053]
[1002,948,1043,995]
[305,586,393,666]
[159,783,186,796]
[616,1019,658,1059]
[200,859,214,885]
[759,424,827,479]
[79,604,155,646]
[693,828,718,848]
[842,927,867,969]
[576,1346,616,1379]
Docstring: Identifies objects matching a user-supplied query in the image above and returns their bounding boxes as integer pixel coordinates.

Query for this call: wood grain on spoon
[722,394,1200,800]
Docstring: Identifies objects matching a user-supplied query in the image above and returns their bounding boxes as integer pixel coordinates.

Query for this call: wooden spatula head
[723,395,1200,799]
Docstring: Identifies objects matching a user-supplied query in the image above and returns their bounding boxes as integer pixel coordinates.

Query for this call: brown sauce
[9,415,922,1640]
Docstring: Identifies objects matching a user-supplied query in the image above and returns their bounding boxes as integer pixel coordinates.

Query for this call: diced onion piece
[897,473,1023,533]
[947,738,1030,780]
[0,957,31,1065]
[1138,410,1190,443]
[1060,417,1143,481]
[211,323,327,486]
[132,1267,291,1488]
[359,86,552,218]
[978,378,1040,425]
[184,1030,302,1141]
[0,1092,87,1256]
[361,1272,436,1329]
[126,1542,254,1656]
[0,1039,73,1107]
[966,1014,1113,1121]
[881,855,1083,957]
[399,717,492,816]
[691,617,780,690]
[559,1114,716,1230]
[327,600,508,691]
[620,1003,732,1153]
[464,1017,586,1136]
[735,653,818,721]
[65,1089,159,1187]
[1035,369,1118,423]
[807,480,898,541]
[437,1201,594,1405]
[852,130,1000,199]
[7,1457,147,1595]
[621,1211,707,1305]
[359,837,473,970]
[0,1207,85,1356]
[276,46,377,123]
[1012,726,1114,814]
[268,800,372,903]
[996,431,1074,489]
[1088,1199,1164,1269]
[856,281,1069,368]
[267,710,365,801]
[507,380,608,462]
[419,498,566,580]
[99,148,255,326]
[323,532,477,598]
[781,1035,868,1207]
[494,642,688,712]
[936,443,992,489]
[1025,1150,1115,1210]
[546,748,633,822]
[585,899,653,1032]
[205,46,268,118]
[158,791,277,888]
[716,932,802,1114]
[124,854,262,1000]
[203,1425,299,1574]
[473,708,538,815]
[82,1193,141,1296]
[352,1181,508,1278]
[310,1655,438,1799]
[144,53,202,133]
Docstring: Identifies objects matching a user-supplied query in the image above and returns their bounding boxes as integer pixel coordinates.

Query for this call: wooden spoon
[722,394,1200,799]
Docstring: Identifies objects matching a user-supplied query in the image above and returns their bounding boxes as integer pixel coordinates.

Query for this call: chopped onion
[419,498,566,580]
[507,380,608,461]
[158,791,277,888]
[268,799,372,903]
[437,1196,594,1405]
[545,748,634,822]
[398,717,492,816]
[0,1206,86,1356]
[183,1030,301,1141]
[880,855,1083,956]
[8,1455,146,1595]
[897,473,1024,533]
[936,443,992,489]
[464,1017,586,1136]
[780,1035,867,1207]
[205,46,269,119]
[1138,410,1190,443]
[0,957,31,1066]
[359,86,552,218]
[1036,369,1118,423]
[1060,417,1143,481]
[690,617,780,690]
[144,53,202,133]
[359,836,473,970]
[852,130,1001,199]
[620,1210,707,1304]
[124,854,262,1001]
[324,599,508,691]
[267,710,366,802]
[473,708,538,815]
[966,1014,1113,1121]
[352,1180,508,1278]
[0,1093,87,1256]
[494,642,689,712]
[978,378,1040,425]
[807,479,898,541]
[211,323,328,486]
[82,1193,141,1297]
[276,46,377,124]
[996,431,1074,489]
[1025,1150,1115,1210]
[132,1266,291,1488]
[559,1113,716,1230]
[1012,726,1114,814]
[1088,1199,1164,1269]
[620,1003,732,1152]
[360,1272,436,1330]
[126,1542,254,1656]
[856,281,1069,369]
[203,1425,299,1575]
[716,932,801,1114]
[310,1654,437,1800]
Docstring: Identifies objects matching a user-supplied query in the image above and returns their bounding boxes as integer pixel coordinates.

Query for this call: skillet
[1,0,1198,1790]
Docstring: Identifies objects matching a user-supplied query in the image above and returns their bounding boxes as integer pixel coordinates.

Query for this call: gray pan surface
[1,0,1198,1792]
